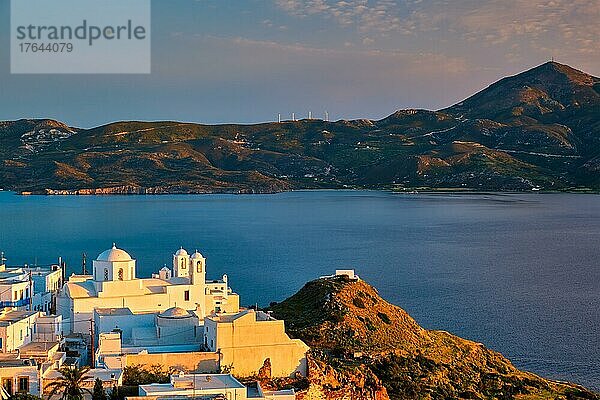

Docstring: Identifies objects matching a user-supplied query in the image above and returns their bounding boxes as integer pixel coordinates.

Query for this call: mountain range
[1,61,599,194]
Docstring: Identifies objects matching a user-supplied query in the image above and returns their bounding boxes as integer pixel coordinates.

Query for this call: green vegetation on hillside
[0,62,598,194]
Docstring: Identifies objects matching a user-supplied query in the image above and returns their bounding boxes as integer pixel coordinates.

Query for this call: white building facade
[0,309,40,353]
[58,245,239,335]
[0,358,40,397]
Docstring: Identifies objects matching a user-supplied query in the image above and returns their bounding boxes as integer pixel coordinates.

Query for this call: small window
[118,268,124,281]
[2,378,13,395]
[181,259,186,269]
[18,377,28,392]
[104,268,109,281]
[196,261,202,272]
[184,290,190,301]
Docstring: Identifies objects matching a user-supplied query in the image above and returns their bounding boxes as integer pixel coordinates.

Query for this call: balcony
[0,298,31,308]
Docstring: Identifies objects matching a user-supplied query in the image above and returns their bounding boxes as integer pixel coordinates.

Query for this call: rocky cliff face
[268,276,598,400]
[0,62,599,194]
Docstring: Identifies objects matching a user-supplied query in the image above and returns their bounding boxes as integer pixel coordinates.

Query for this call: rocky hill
[268,276,598,400]
[1,62,599,194]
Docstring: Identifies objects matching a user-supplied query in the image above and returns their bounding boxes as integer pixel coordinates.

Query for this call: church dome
[159,307,192,319]
[190,250,204,259]
[175,248,188,257]
[97,244,133,262]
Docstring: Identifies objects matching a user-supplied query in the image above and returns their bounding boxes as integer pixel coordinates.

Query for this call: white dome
[175,248,188,257]
[190,250,204,259]
[97,244,132,262]
[159,307,191,319]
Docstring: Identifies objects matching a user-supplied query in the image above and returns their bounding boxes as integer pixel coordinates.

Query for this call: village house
[0,356,40,398]
[131,373,295,400]
[204,309,308,377]
[0,254,63,313]
[0,309,40,353]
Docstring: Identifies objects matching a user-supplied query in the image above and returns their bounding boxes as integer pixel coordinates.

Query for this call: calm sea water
[0,190,598,389]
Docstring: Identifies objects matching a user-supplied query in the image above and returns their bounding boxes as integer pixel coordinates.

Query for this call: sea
[0,190,598,390]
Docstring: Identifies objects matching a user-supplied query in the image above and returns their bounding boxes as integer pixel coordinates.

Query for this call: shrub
[352,297,366,309]
[377,312,391,324]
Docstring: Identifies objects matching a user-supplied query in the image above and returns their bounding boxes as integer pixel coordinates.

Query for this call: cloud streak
[274,0,600,61]
[275,0,409,35]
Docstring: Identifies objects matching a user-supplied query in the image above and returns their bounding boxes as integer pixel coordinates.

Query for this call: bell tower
[173,248,190,278]
[190,251,206,286]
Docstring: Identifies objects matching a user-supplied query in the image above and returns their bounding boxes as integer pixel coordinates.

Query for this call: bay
[0,190,598,389]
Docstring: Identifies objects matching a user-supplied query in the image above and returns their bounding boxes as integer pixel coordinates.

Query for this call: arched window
[181,259,186,269]
[104,268,109,281]
[118,268,124,281]
[196,261,202,272]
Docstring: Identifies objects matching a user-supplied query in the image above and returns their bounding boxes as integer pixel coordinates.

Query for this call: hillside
[0,62,599,194]
[269,276,599,400]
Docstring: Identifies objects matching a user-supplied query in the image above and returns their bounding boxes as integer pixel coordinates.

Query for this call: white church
[57,245,240,335]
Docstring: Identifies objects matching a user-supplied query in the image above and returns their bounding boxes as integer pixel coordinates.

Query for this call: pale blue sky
[0,0,598,127]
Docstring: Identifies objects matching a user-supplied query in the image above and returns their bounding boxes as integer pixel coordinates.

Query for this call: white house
[0,255,63,313]
[135,373,295,400]
[0,357,40,397]
[204,310,309,377]
[57,245,240,335]
[0,309,40,353]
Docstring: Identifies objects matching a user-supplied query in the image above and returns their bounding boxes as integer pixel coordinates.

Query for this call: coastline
[13,186,600,196]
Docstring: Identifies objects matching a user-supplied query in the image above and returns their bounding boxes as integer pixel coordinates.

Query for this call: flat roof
[206,310,249,323]
[141,374,244,394]
[0,278,28,285]
[95,307,134,316]
[121,344,203,354]
[44,368,122,381]
[0,310,37,326]
[0,358,36,368]
[18,341,60,355]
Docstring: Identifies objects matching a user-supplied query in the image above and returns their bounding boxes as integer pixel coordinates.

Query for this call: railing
[0,298,31,308]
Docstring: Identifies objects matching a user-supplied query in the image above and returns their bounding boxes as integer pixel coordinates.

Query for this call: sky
[0,0,598,127]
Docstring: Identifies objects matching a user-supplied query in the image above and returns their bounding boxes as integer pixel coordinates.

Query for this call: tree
[91,378,107,400]
[108,386,120,400]
[45,366,91,400]
[122,364,170,386]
